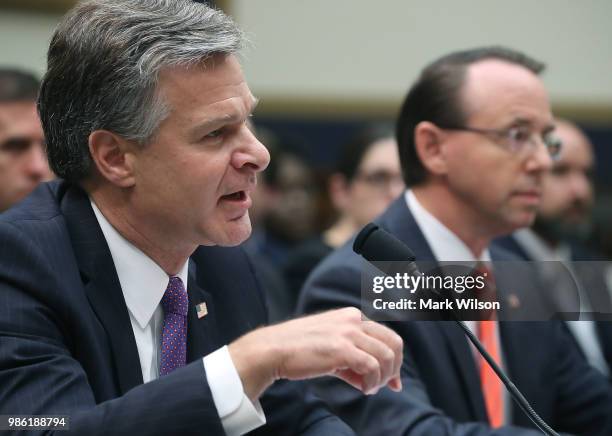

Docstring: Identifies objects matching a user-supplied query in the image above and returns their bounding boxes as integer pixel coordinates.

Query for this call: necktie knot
[472,262,497,321]
[161,276,188,317]
[473,263,495,290]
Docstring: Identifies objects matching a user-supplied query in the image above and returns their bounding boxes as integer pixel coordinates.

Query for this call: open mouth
[220,191,247,202]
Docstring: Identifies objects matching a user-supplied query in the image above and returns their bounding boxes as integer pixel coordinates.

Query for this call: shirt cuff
[203,346,266,436]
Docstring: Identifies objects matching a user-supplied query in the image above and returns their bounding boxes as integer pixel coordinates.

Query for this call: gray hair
[38,0,244,183]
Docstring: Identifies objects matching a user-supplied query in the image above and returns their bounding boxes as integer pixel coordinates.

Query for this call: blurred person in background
[285,125,404,299]
[0,68,53,212]
[497,118,612,376]
[243,125,293,322]
[245,129,320,267]
[521,119,594,247]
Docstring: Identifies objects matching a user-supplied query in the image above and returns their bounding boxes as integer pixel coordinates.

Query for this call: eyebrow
[0,137,37,151]
[189,95,259,139]
[509,117,555,133]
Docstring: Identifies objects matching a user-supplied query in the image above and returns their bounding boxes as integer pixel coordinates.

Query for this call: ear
[414,121,449,177]
[328,173,350,211]
[88,130,137,188]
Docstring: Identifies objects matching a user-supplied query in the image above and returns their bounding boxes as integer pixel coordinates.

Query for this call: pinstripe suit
[0,180,352,436]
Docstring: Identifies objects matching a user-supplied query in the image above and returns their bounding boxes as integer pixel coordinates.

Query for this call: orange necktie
[474,264,503,428]
[477,320,503,427]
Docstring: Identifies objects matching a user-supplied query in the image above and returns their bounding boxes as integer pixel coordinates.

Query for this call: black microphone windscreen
[353,223,416,263]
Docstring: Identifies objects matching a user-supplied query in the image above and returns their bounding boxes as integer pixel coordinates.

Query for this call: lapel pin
[507,294,520,309]
[196,302,208,319]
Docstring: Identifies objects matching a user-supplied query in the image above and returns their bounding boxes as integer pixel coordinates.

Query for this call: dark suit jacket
[496,233,612,374]
[298,196,612,435]
[0,181,353,436]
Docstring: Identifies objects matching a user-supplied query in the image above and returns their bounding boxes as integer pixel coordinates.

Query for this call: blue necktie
[159,276,188,376]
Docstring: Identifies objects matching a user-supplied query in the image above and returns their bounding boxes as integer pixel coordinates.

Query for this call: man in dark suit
[497,119,612,376]
[298,47,612,435]
[0,1,404,435]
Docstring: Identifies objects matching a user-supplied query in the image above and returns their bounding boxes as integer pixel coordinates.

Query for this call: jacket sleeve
[298,263,547,436]
[241,249,355,435]
[548,321,612,435]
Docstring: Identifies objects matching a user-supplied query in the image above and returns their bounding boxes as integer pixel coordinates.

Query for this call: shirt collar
[90,199,189,329]
[405,189,491,263]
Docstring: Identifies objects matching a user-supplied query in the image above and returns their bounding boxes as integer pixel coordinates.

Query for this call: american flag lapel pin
[196,302,208,319]
[507,293,520,309]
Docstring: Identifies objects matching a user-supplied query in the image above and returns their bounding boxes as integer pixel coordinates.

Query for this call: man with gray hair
[0,68,53,211]
[0,1,403,435]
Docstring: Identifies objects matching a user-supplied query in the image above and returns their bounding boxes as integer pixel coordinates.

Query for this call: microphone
[354,222,421,279]
[353,223,559,436]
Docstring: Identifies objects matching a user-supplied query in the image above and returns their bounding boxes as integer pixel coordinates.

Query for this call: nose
[231,126,270,174]
[525,136,553,173]
[570,172,592,202]
[24,142,53,181]
[387,177,406,199]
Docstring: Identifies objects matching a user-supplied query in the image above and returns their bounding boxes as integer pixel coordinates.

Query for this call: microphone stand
[453,317,559,436]
[354,223,560,436]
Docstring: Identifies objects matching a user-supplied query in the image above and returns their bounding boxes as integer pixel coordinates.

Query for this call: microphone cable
[354,223,560,436]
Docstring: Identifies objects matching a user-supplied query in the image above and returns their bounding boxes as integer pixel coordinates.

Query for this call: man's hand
[228,307,403,402]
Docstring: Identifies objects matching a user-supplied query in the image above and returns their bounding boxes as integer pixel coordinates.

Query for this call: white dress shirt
[405,190,509,423]
[91,200,265,435]
[513,228,609,376]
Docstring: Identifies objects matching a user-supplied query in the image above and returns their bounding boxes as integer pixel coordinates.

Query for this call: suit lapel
[186,259,220,362]
[438,322,489,422]
[61,184,143,394]
[377,196,437,263]
[382,197,489,421]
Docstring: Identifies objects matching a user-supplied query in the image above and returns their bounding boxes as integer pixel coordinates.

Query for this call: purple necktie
[159,276,188,376]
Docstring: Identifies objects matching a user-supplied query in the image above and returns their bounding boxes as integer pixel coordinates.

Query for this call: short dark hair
[255,127,312,188]
[0,68,39,102]
[336,124,394,182]
[396,46,545,187]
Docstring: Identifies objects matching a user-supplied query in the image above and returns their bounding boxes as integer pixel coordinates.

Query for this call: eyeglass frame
[433,123,562,159]
[352,169,405,191]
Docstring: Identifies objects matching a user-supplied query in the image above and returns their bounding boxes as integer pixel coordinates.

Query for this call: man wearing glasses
[298,46,612,435]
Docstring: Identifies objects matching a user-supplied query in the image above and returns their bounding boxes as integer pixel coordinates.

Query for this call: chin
[218,216,253,247]
[510,212,536,232]
[493,209,535,236]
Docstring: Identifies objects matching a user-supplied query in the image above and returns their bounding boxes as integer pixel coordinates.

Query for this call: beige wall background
[0,9,62,76]
[229,0,612,121]
[1,1,611,122]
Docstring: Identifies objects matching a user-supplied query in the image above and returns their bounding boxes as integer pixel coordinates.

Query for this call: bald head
[555,119,594,161]
[535,119,594,240]
[461,59,553,128]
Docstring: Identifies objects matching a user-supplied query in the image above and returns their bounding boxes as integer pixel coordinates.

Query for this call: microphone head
[353,222,379,256]
[353,222,416,263]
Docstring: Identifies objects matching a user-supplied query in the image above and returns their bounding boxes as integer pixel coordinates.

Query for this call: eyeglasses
[436,124,562,159]
[354,170,405,191]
